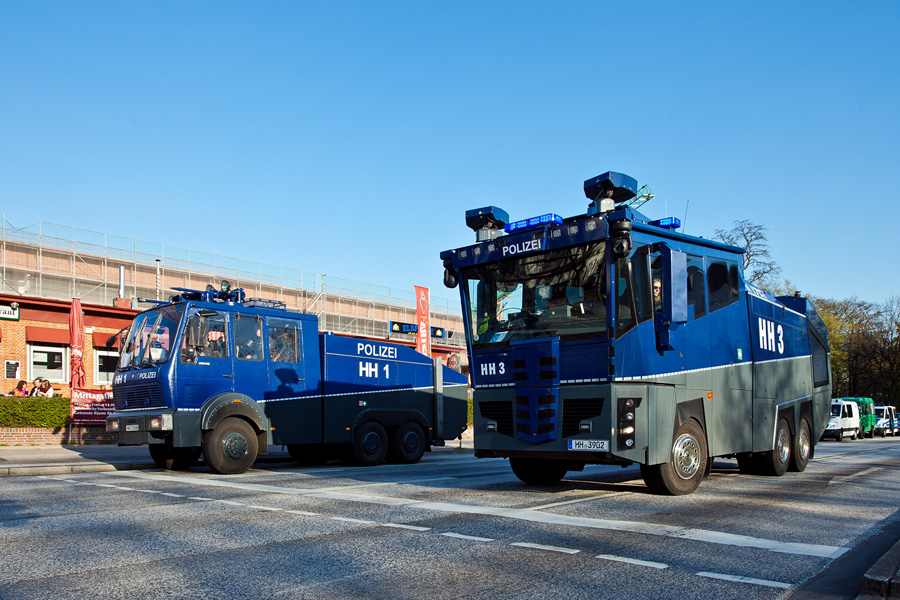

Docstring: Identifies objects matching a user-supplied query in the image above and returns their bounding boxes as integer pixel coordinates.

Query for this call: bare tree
[714,219,781,288]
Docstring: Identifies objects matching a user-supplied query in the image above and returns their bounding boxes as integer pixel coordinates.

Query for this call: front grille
[562,397,605,437]
[479,400,514,437]
[113,382,165,410]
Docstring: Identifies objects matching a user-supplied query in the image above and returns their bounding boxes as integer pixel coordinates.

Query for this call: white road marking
[511,542,580,554]
[216,500,244,506]
[287,510,319,516]
[248,505,282,511]
[160,492,183,498]
[696,571,792,589]
[829,467,882,485]
[530,492,630,510]
[596,554,669,569]
[188,497,212,501]
[316,477,457,491]
[440,532,494,542]
[382,523,431,532]
[107,471,849,558]
[331,517,376,524]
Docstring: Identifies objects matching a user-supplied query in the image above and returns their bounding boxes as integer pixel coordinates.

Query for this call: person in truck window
[653,278,663,311]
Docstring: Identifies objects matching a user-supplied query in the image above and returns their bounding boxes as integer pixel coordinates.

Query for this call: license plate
[568,439,609,451]
[125,424,139,432]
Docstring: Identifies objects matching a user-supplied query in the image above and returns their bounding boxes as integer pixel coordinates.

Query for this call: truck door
[263,317,321,445]
[233,313,269,401]
[266,317,305,397]
[178,309,233,409]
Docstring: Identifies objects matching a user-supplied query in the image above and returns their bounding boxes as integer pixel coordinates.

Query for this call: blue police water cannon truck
[106,281,468,474]
[441,171,831,495]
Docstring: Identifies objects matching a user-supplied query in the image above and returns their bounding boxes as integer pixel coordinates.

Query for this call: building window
[94,348,119,386]
[29,343,69,384]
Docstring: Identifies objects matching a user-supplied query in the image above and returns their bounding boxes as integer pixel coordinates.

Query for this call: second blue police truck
[106,283,468,474]
[440,171,831,495]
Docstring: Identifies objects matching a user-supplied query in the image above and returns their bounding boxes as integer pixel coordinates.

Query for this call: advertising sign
[414,286,431,358]
[70,388,115,426]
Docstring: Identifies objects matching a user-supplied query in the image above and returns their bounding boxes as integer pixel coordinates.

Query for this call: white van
[824,400,861,441]
[875,404,898,437]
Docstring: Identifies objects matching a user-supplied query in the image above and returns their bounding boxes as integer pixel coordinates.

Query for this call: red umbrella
[69,298,86,390]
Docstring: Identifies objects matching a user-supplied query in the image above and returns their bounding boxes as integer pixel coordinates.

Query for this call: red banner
[415,285,431,358]
[70,388,115,426]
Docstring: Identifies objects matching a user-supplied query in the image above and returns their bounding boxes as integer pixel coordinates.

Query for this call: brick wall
[0,426,115,445]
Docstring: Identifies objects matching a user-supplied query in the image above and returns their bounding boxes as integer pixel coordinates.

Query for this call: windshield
[831,404,843,417]
[462,241,607,349]
[876,407,886,418]
[117,305,184,369]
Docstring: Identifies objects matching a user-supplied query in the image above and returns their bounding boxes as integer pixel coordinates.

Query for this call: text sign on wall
[5,361,20,379]
[0,305,20,321]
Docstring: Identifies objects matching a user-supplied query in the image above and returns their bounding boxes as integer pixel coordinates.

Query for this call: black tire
[789,419,811,472]
[758,418,791,476]
[201,417,259,474]
[387,422,427,464]
[352,421,388,466]
[509,457,568,485]
[851,428,857,440]
[148,443,201,470]
[641,420,708,495]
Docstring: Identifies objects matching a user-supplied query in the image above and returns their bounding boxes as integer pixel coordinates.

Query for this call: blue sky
[2,2,898,307]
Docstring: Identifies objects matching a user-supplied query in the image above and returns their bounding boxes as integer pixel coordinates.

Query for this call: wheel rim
[797,427,810,461]
[402,430,420,454]
[222,431,249,461]
[362,431,381,456]
[672,433,701,480]
[776,428,790,464]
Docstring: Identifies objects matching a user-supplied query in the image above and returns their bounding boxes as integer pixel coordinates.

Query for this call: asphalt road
[2,438,899,600]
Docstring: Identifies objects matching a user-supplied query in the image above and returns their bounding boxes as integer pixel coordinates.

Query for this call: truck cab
[824,400,861,441]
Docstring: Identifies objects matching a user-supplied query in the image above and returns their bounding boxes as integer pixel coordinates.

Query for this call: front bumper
[106,410,175,446]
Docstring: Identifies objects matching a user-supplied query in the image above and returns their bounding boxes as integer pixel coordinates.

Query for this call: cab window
[235,315,263,361]
[268,318,301,363]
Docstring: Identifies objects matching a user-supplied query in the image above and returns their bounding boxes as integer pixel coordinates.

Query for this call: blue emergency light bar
[650,217,682,230]
[504,213,563,234]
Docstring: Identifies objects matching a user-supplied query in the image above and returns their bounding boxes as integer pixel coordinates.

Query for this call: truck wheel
[387,422,426,464]
[789,419,811,472]
[149,443,201,470]
[736,452,758,474]
[759,418,791,476]
[202,417,258,474]
[352,421,388,466]
[641,420,707,495]
[509,457,568,485]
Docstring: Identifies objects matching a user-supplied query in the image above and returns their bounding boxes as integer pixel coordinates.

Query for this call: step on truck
[106,283,468,474]
[440,171,832,495]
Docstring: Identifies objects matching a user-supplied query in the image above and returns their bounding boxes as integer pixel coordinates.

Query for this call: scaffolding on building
[0,215,465,350]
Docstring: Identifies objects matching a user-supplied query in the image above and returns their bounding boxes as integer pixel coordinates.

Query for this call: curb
[861,539,900,598]
[1,463,157,477]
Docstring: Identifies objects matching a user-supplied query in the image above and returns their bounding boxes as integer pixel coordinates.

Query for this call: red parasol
[69,298,86,390]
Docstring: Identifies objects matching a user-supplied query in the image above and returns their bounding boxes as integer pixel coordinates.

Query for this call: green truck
[836,397,876,438]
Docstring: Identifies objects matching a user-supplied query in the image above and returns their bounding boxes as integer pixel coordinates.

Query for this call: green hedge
[0,396,71,428]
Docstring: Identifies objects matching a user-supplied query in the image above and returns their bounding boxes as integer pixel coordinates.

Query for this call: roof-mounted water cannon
[466,206,509,242]
[584,171,638,215]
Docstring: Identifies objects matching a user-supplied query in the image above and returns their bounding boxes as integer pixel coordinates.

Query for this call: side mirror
[655,243,687,352]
